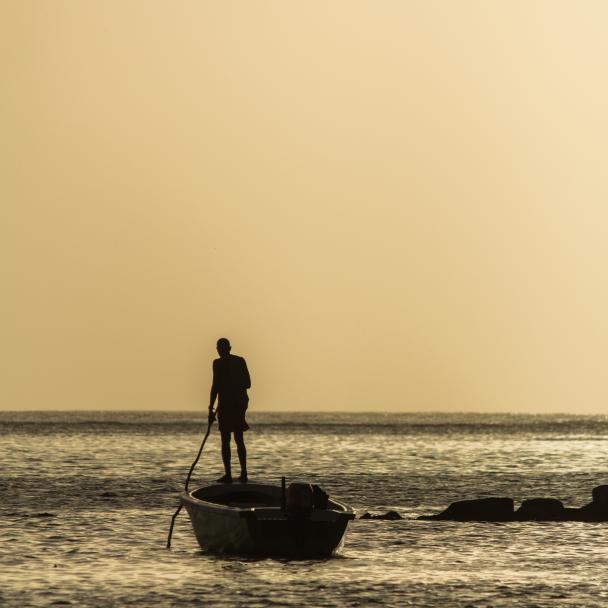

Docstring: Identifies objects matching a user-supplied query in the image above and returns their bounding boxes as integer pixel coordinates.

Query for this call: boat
[181,481,356,557]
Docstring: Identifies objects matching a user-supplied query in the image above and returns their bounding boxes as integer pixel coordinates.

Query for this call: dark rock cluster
[418,485,608,522]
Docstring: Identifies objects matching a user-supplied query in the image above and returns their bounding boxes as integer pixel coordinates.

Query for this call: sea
[2,411,608,607]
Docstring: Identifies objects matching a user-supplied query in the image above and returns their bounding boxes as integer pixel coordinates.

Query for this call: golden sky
[3,1,608,411]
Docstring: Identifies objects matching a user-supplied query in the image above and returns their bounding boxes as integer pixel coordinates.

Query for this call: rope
[166,413,215,549]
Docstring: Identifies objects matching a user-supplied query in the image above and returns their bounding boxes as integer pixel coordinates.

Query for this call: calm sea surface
[3,411,608,607]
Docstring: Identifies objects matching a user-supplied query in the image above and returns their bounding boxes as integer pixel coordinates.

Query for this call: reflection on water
[2,411,608,607]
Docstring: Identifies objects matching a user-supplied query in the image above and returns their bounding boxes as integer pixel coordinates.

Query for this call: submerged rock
[419,497,514,521]
[360,510,402,520]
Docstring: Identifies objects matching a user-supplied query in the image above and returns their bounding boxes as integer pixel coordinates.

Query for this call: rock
[592,485,608,506]
[360,510,402,520]
[561,507,584,521]
[515,498,565,521]
[418,486,608,523]
[578,501,608,521]
[418,497,514,521]
[577,486,608,521]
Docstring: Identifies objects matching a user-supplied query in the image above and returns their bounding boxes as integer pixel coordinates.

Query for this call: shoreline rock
[515,498,564,521]
[418,485,608,523]
[418,497,513,521]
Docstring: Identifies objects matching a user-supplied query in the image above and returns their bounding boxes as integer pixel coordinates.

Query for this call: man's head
[216,338,231,358]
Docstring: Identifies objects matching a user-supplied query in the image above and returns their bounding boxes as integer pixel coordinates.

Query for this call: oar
[166,411,215,549]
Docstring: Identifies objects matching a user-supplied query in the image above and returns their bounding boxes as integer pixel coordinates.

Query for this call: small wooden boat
[181,481,356,557]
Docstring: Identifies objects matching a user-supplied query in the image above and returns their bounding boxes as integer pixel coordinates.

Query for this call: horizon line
[1,408,606,416]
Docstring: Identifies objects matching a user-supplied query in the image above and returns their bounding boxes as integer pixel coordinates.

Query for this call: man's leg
[234,431,247,481]
[218,431,232,482]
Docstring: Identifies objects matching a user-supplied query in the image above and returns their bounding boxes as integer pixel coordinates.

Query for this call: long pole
[166,414,214,549]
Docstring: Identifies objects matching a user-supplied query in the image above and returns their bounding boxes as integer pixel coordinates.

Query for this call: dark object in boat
[312,484,329,510]
[287,482,314,514]
[419,485,608,522]
[360,510,403,520]
[285,483,330,513]
[181,481,355,557]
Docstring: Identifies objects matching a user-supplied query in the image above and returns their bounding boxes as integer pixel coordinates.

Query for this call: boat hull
[181,483,355,557]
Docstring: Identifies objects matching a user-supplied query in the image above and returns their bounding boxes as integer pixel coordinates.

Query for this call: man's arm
[242,358,251,390]
[209,359,218,413]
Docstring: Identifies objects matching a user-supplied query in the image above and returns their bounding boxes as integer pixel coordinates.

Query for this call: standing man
[209,338,251,483]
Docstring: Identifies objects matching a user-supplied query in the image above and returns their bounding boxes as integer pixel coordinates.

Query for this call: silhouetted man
[209,338,251,483]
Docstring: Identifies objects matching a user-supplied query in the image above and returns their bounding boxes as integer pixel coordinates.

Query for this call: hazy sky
[3,1,608,411]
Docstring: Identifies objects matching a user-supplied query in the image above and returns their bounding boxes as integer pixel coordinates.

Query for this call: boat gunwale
[181,482,356,520]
